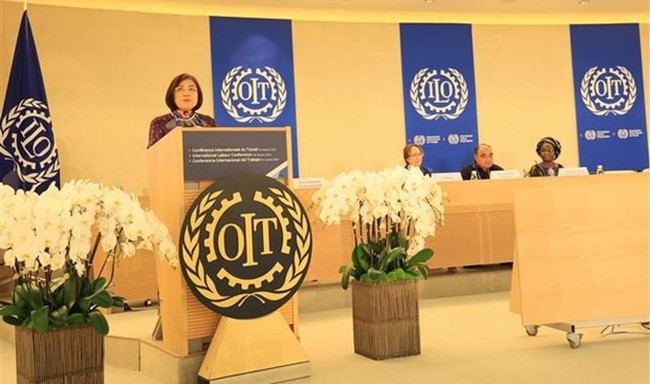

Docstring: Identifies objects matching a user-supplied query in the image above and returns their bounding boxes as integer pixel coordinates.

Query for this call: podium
[146,127,298,357]
[510,173,649,347]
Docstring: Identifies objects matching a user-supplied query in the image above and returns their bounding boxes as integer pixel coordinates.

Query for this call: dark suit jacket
[460,162,504,180]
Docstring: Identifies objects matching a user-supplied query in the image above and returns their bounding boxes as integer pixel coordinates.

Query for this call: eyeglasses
[174,86,197,93]
[408,153,424,158]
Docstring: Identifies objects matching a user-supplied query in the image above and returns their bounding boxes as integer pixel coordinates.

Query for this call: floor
[1,291,648,384]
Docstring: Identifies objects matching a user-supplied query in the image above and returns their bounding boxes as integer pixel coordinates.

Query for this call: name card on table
[293,177,325,189]
[431,172,463,182]
[558,167,589,177]
[490,170,522,180]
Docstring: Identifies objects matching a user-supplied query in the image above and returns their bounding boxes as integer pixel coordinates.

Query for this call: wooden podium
[510,173,649,347]
[146,127,299,357]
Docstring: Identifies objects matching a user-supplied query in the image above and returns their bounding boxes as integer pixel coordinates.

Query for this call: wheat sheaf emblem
[180,183,311,317]
[580,66,636,117]
[410,67,469,121]
[0,98,60,188]
[220,66,287,123]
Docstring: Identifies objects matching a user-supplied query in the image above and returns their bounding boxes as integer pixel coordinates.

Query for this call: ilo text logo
[409,68,468,121]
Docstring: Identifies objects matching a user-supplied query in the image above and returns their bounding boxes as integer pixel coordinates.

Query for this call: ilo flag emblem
[410,68,469,121]
[0,11,60,192]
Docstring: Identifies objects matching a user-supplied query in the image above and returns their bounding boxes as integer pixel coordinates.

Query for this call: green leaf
[49,275,69,293]
[3,315,23,326]
[0,305,27,317]
[398,231,408,248]
[92,277,108,294]
[359,274,372,283]
[14,284,42,309]
[416,264,430,279]
[67,313,86,326]
[352,244,370,272]
[406,248,434,268]
[91,290,113,308]
[339,265,353,290]
[78,297,91,312]
[366,267,384,280]
[379,248,406,271]
[63,275,79,309]
[89,311,109,336]
[31,306,50,334]
[50,305,69,321]
[377,249,389,271]
[111,296,126,308]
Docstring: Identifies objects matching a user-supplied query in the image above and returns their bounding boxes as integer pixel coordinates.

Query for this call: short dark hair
[403,144,424,162]
[474,143,492,155]
[165,73,203,112]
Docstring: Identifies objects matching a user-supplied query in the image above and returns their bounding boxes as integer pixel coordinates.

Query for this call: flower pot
[15,324,104,384]
[351,279,420,360]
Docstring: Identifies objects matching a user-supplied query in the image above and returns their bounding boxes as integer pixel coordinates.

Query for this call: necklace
[172,111,201,127]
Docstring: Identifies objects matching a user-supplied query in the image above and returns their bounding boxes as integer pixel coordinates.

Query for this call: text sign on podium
[183,129,288,181]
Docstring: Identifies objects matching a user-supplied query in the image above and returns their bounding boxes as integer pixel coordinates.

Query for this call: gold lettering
[240,213,258,267]
[253,217,278,256]
[217,223,244,261]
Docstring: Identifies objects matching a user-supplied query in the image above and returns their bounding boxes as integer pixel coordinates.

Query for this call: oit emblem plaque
[179,174,312,319]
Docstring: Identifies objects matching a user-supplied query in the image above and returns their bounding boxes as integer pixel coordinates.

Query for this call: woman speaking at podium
[148,73,216,148]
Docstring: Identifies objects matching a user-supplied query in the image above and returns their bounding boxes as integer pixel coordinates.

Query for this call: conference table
[296,172,649,347]
[297,172,648,281]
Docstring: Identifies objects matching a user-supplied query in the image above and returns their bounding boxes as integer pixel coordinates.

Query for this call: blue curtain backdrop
[210,17,299,177]
[570,24,648,172]
[400,24,479,173]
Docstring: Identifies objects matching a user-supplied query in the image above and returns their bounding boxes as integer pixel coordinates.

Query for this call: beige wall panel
[2,3,649,195]
[292,21,405,177]
[0,3,214,195]
[473,25,578,171]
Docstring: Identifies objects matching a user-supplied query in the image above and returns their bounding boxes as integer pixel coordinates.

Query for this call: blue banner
[0,11,60,193]
[570,24,648,172]
[210,17,299,177]
[399,24,479,173]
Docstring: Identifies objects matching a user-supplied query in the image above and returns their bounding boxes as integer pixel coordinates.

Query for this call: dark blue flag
[0,11,60,193]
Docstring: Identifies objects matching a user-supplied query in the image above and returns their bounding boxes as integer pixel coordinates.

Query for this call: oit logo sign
[221,66,287,123]
[580,66,637,116]
[179,174,311,319]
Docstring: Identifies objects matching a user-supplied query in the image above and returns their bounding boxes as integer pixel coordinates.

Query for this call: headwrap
[536,137,561,159]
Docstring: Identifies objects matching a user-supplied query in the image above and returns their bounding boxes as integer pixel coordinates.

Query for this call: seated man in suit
[460,143,504,180]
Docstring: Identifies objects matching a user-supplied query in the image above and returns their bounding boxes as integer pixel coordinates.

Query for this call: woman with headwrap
[529,137,564,177]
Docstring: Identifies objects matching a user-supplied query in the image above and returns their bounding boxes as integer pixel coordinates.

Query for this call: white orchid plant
[0,180,177,336]
[313,166,445,289]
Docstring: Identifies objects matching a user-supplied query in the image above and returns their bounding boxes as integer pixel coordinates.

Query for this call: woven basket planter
[351,279,420,360]
[15,324,104,384]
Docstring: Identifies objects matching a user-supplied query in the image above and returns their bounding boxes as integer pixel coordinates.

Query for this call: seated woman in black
[529,137,564,177]
[403,144,432,176]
